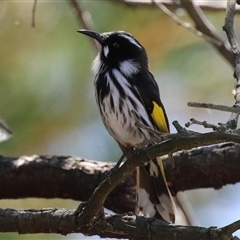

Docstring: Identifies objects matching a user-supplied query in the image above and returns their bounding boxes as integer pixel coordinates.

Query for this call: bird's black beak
[77,29,104,44]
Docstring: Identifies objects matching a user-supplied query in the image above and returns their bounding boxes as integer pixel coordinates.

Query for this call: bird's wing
[134,69,170,133]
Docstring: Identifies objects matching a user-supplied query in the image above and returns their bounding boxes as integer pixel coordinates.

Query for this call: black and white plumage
[78,29,176,223]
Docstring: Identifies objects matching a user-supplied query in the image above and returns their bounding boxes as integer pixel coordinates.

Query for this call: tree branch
[0,155,135,214]
[0,207,238,239]
[223,0,240,128]
[1,142,240,214]
[115,0,240,11]
[188,102,240,114]
[68,0,98,52]
[75,127,240,227]
[115,0,234,66]
[152,0,221,45]
[31,0,37,27]
[180,0,234,66]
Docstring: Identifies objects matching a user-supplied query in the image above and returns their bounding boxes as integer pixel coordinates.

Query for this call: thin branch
[222,220,240,235]
[180,0,234,67]
[188,102,240,114]
[223,0,240,129]
[115,0,234,66]
[152,0,221,45]
[172,120,188,133]
[185,118,221,131]
[115,0,240,11]
[223,0,240,57]
[31,0,37,28]
[68,0,98,52]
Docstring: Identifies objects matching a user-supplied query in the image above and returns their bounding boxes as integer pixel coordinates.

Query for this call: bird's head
[78,30,149,71]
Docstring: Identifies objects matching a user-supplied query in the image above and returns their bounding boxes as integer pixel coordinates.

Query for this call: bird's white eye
[113,42,120,49]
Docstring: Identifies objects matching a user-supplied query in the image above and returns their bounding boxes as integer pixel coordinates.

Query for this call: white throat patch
[103,46,109,58]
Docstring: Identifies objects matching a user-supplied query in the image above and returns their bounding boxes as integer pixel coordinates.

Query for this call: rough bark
[0,142,240,214]
[0,207,238,239]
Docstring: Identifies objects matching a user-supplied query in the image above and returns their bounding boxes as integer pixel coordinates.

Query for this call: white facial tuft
[119,60,140,77]
[103,46,109,58]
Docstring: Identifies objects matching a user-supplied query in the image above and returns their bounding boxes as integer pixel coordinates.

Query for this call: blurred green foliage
[0,1,237,239]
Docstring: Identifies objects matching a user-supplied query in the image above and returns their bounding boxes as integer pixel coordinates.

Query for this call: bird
[78,29,176,223]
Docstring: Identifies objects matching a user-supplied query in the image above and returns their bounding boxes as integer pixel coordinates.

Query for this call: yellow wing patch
[151,101,169,133]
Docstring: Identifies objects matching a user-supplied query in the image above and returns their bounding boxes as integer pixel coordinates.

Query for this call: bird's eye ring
[113,42,120,49]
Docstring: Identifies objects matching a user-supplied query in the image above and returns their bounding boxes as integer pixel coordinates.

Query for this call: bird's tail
[136,157,176,223]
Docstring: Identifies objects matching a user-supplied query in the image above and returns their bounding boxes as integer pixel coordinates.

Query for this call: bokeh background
[0,1,240,239]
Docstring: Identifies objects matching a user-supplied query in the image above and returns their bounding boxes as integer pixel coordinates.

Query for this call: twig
[180,0,234,67]
[223,1,240,57]
[152,0,221,45]
[223,0,240,129]
[32,0,37,28]
[115,0,240,11]
[185,118,223,131]
[188,102,240,114]
[68,0,98,52]
[117,0,234,65]
[172,120,189,133]
[222,220,240,235]
[186,118,208,128]
[223,0,240,81]
[223,0,240,80]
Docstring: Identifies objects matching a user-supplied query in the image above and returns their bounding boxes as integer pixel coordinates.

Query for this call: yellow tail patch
[151,101,169,133]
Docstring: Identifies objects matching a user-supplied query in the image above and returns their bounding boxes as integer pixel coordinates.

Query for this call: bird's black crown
[78,30,149,68]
